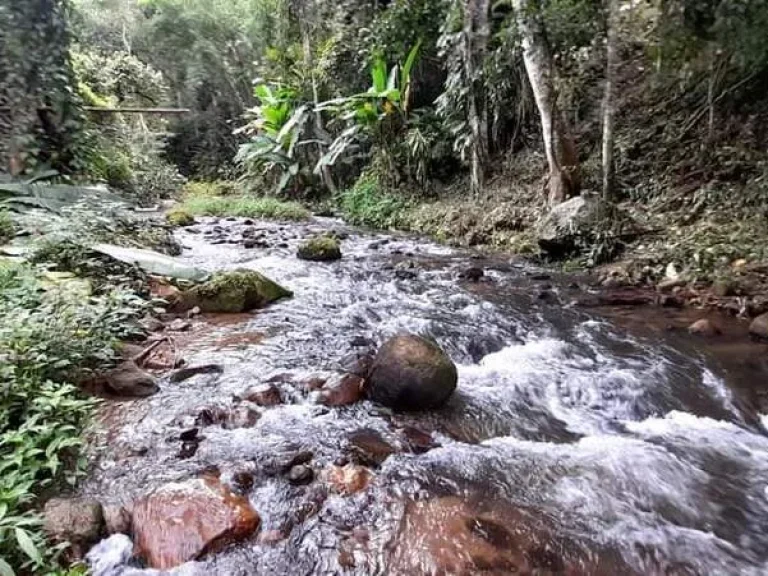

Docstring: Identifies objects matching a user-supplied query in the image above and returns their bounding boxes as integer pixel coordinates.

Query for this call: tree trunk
[464,0,490,195]
[512,0,579,205]
[601,0,619,201]
[299,5,337,193]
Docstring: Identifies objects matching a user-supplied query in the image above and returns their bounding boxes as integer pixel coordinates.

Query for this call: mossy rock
[172,269,292,313]
[297,235,342,261]
[166,209,195,227]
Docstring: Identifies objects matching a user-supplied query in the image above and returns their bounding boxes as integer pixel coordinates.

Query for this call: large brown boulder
[44,498,104,556]
[366,334,457,410]
[749,313,768,340]
[132,476,260,569]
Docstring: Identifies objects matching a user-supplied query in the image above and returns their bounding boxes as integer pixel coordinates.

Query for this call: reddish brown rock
[346,428,397,466]
[749,312,768,340]
[688,318,721,337]
[322,465,373,496]
[390,497,632,575]
[319,373,364,406]
[132,477,260,569]
[242,383,282,406]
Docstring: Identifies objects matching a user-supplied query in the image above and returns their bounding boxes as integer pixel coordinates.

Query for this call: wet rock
[338,351,375,379]
[459,267,484,282]
[688,319,721,337]
[44,498,104,554]
[139,317,165,333]
[749,313,768,340]
[318,373,364,406]
[243,239,257,249]
[349,335,376,348]
[225,405,262,429]
[231,470,255,494]
[366,334,458,410]
[394,260,418,280]
[280,450,314,471]
[241,383,282,406]
[86,534,134,576]
[537,195,600,256]
[657,277,687,292]
[346,429,397,466]
[168,318,192,332]
[169,364,223,384]
[103,504,131,535]
[301,375,328,392]
[103,361,159,397]
[297,235,342,261]
[712,279,737,297]
[287,464,314,485]
[399,426,440,454]
[186,306,201,318]
[132,476,260,569]
[242,227,256,238]
[322,464,373,495]
[390,497,619,575]
[171,269,292,313]
[194,404,260,429]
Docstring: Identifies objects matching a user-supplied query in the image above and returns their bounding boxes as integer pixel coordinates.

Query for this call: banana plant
[315,40,422,174]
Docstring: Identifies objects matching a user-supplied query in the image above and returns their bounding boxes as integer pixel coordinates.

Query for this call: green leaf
[15,528,41,563]
[0,557,15,576]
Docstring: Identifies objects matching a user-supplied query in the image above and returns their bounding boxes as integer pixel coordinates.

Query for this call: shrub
[0,211,14,243]
[166,209,195,227]
[178,195,310,221]
[337,174,411,229]
[0,262,149,572]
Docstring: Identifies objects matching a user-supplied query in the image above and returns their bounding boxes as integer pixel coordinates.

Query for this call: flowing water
[84,217,768,575]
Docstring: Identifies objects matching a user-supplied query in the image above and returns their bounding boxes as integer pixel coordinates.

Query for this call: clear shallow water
[85,217,768,575]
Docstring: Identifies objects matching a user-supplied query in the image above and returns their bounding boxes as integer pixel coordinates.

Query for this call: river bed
[84,216,768,575]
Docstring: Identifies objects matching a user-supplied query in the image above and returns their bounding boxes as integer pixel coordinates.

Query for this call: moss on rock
[166,210,195,227]
[173,269,292,313]
[297,235,342,262]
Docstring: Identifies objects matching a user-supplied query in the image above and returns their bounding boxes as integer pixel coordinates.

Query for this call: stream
[84,216,768,575]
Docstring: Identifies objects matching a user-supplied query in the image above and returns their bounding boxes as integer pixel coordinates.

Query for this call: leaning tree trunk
[512,0,579,205]
[464,0,490,195]
[601,0,619,201]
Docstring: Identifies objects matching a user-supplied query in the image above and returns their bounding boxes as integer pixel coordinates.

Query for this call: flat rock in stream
[132,477,260,569]
[170,364,224,383]
[171,269,292,313]
[102,360,159,397]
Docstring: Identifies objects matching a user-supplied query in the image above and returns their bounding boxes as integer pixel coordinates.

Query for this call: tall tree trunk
[464,0,490,195]
[601,0,619,201]
[299,3,337,193]
[512,0,579,205]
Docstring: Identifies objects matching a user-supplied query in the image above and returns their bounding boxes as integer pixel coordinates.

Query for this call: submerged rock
[366,334,458,410]
[536,195,600,256]
[169,364,224,384]
[132,476,260,569]
[318,373,364,406]
[688,318,721,337]
[171,269,292,313]
[297,235,342,261]
[749,313,768,340]
[44,497,104,555]
[321,464,373,495]
[241,383,282,406]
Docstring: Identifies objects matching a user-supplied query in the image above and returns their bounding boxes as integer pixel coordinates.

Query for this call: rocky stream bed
[70,216,768,575]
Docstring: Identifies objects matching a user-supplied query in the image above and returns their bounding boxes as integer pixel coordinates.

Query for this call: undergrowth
[336,174,411,229]
[179,192,310,221]
[0,262,147,574]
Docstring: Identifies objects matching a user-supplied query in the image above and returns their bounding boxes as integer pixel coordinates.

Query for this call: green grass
[178,194,310,221]
[0,210,15,243]
[337,174,411,229]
